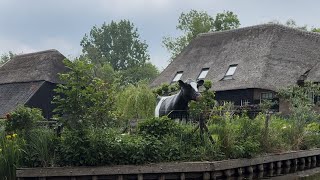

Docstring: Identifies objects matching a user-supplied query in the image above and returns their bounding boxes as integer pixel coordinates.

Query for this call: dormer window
[172,71,183,82]
[197,68,209,80]
[223,64,237,80]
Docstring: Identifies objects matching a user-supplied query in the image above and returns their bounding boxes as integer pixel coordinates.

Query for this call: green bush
[138,117,182,138]
[263,115,291,152]
[55,129,91,166]
[301,122,320,149]
[5,106,44,136]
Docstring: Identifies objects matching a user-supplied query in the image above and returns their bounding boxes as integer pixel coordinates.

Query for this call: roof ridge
[14,49,60,58]
[198,24,320,42]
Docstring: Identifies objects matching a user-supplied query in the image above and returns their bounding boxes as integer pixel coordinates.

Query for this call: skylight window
[223,64,237,80]
[172,71,183,82]
[198,68,209,80]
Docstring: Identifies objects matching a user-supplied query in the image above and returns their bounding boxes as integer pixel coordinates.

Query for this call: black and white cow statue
[155,79,204,119]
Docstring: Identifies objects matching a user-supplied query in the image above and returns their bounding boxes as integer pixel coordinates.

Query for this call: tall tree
[163,10,240,61]
[81,20,150,71]
[213,11,240,31]
[81,20,159,86]
[118,62,159,86]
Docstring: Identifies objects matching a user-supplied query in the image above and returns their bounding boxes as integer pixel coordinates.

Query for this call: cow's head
[178,79,204,101]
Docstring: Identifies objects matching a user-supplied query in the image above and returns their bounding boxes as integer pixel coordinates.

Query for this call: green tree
[81,20,150,71]
[116,83,156,121]
[213,11,240,31]
[53,58,115,129]
[93,63,115,84]
[118,63,159,86]
[163,10,240,61]
[0,51,15,66]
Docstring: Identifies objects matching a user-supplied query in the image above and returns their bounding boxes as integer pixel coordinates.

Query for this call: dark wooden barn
[151,24,320,114]
[0,49,68,119]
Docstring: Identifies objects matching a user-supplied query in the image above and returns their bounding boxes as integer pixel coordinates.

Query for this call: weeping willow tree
[116,83,156,121]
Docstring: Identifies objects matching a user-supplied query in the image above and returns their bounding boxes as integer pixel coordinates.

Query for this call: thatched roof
[151,24,320,91]
[0,49,68,85]
[307,62,320,82]
[0,81,44,117]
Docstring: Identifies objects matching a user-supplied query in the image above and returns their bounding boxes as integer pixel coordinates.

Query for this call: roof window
[223,64,237,80]
[172,71,183,82]
[197,68,209,80]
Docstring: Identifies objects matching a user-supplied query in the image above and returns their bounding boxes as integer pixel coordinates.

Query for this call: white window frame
[223,64,237,80]
[197,68,209,80]
[240,99,250,106]
[172,71,183,82]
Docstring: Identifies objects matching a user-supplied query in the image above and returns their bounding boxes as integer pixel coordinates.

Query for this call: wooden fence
[17,148,320,180]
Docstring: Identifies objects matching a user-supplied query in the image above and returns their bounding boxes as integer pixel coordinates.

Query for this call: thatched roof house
[0,49,68,118]
[151,24,320,112]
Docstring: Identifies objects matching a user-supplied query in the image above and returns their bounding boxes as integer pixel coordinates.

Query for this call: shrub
[265,115,291,152]
[301,122,320,149]
[5,106,44,136]
[55,129,91,166]
[137,117,182,138]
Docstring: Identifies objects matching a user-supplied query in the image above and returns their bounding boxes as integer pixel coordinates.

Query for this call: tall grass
[23,128,56,167]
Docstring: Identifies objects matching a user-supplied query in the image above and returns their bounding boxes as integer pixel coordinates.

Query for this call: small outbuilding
[0,49,68,119]
[151,24,320,113]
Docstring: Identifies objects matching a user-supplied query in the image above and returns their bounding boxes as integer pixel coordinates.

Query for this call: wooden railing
[17,148,320,180]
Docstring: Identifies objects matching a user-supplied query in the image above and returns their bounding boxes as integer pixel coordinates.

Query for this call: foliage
[81,20,149,71]
[302,122,320,149]
[138,117,182,138]
[213,11,241,31]
[53,58,115,129]
[55,129,91,166]
[22,128,56,167]
[0,51,15,66]
[266,115,292,152]
[93,62,115,84]
[279,82,320,149]
[5,106,44,136]
[153,83,179,96]
[163,10,240,60]
[118,63,159,86]
[116,83,156,121]
[0,131,24,180]
[189,80,215,118]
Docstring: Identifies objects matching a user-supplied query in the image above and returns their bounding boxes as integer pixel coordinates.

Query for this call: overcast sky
[0,0,319,70]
